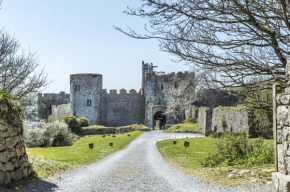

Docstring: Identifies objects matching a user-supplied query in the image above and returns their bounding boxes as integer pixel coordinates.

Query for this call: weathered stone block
[0,151,9,163]
[278,130,283,144]
[10,172,16,181]
[15,169,23,180]
[4,172,11,184]
[272,172,290,192]
[278,94,290,105]
[3,162,15,171]
[22,168,27,178]
[278,144,286,174]
[283,127,290,142]
[277,106,290,126]
[0,171,4,185]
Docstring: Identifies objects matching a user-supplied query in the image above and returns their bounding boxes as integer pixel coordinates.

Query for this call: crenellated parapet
[104,89,142,98]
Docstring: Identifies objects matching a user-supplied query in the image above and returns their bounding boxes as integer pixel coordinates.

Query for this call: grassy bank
[163,123,201,133]
[27,131,143,179]
[157,137,274,186]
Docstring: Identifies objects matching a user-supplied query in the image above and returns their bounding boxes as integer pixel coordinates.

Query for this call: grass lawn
[157,137,274,186]
[163,123,201,133]
[119,124,149,130]
[27,131,143,179]
[82,125,106,130]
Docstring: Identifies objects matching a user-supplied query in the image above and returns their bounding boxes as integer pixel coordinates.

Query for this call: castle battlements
[103,89,141,96]
[39,61,195,127]
[146,71,194,82]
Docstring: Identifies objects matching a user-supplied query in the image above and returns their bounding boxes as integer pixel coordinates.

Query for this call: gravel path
[1,131,273,192]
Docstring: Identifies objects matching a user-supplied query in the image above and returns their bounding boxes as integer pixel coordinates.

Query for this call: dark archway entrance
[153,111,166,130]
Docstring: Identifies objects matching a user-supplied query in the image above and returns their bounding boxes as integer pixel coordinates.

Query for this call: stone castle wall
[211,107,254,135]
[144,71,195,127]
[100,89,145,127]
[197,107,212,134]
[0,103,32,185]
[70,74,102,125]
[38,92,70,120]
[48,103,72,122]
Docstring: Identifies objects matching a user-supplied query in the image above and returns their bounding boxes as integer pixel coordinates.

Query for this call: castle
[38,61,195,128]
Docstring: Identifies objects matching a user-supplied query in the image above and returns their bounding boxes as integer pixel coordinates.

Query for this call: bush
[205,130,213,137]
[77,117,90,127]
[201,133,273,167]
[182,117,196,123]
[24,121,78,148]
[63,115,81,134]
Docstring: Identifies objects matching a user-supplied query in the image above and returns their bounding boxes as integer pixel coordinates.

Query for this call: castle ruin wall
[211,108,254,135]
[100,89,145,127]
[48,103,72,122]
[38,92,70,120]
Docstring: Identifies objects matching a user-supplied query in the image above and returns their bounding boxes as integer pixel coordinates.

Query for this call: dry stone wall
[0,102,32,185]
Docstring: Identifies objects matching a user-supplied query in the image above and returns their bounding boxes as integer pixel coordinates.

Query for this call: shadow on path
[0,177,59,192]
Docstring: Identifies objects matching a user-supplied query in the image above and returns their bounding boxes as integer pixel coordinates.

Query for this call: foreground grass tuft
[27,131,143,179]
[163,123,201,133]
[157,137,274,186]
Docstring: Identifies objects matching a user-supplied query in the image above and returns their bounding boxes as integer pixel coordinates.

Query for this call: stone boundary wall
[197,107,212,134]
[48,103,72,122]
[0,103,32,185]
[272,61,290,192]
[211,107,254,135]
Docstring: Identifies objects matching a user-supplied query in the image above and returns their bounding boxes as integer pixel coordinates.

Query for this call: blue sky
[0,1,189,93]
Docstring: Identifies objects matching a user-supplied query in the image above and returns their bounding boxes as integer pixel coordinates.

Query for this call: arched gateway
[153,111,166,130]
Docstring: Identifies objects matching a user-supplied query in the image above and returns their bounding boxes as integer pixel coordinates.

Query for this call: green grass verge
[82,125,107,130]
[119,124,148,129]
[27,131,143,179]
[157,137,274,186]
[163,123,201,133]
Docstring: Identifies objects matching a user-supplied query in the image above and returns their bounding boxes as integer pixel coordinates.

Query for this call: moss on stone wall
[0,88,22,126]
[216,106,246,111]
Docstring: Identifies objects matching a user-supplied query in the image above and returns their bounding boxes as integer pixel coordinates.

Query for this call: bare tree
[116,0,290,108]
[0,30,49,120]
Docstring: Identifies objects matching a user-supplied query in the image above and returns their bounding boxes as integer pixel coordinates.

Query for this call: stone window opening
[74,85,81,92]
[161,84,163,90]
[87,99,92,106]
[48,104,52,115]
[174,82,178,88]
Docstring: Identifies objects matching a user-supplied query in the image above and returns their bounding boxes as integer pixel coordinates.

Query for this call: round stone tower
[70,74,102,125]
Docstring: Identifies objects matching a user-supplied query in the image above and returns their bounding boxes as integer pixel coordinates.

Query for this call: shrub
[24,121,78,148]
[112,135,116,137]
[63,115,81,134]
[127,134,131,136]
[182,117,196,124]
[201,133,274,167]
[102,134,106,138]
[77,117,89,127]
[205,130,213,137]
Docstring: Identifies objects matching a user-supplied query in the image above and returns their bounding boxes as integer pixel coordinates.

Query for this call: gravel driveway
[1,131,273,192]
